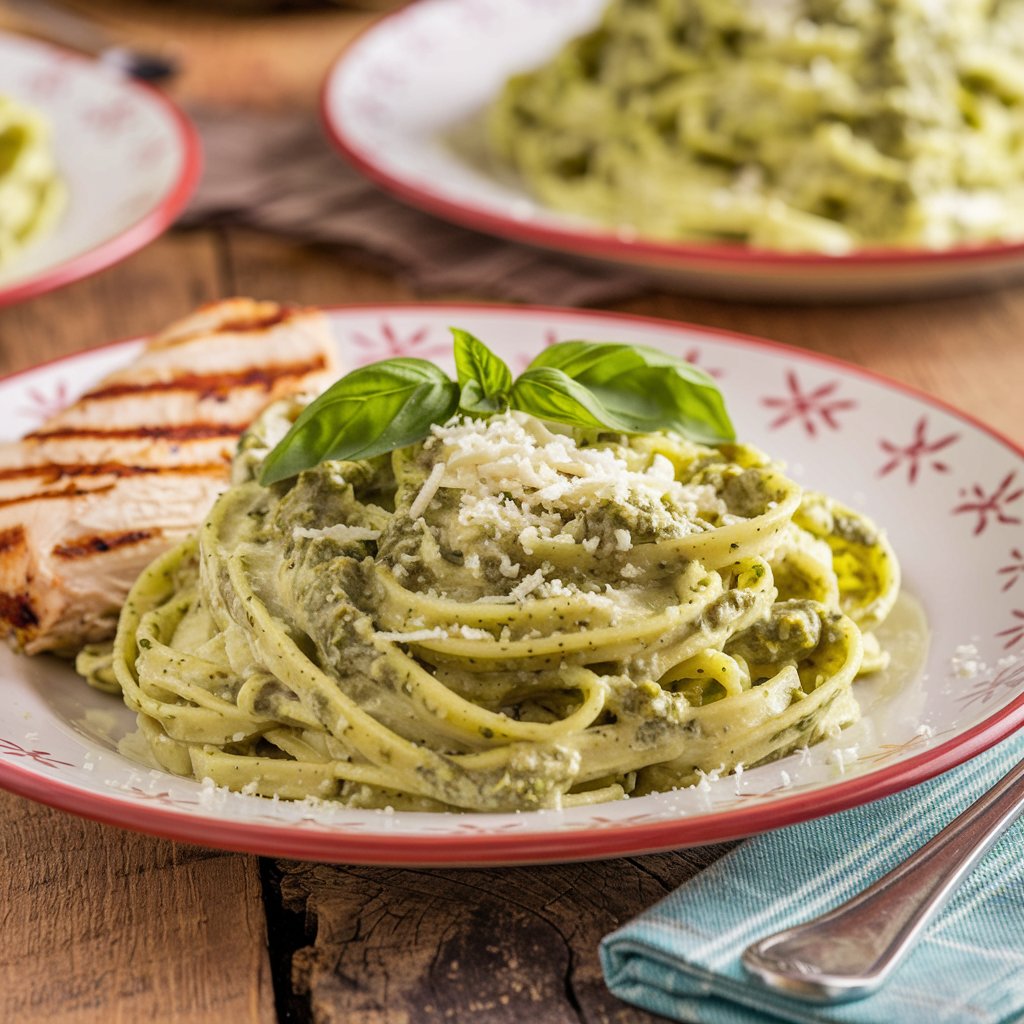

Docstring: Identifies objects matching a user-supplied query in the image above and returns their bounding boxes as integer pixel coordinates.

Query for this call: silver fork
[742,752,1024,1003]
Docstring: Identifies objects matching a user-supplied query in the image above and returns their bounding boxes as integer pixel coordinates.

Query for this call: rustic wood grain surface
[0,4,1021,1023]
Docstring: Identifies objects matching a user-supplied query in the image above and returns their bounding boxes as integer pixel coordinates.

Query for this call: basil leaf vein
[452,327,512,416]
[510,366,625,430]
[528,340,734,444]
[259,359,459,485]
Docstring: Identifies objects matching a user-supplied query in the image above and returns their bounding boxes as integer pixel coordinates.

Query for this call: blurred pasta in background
[0,93,64,267]
[490,0,1024,253]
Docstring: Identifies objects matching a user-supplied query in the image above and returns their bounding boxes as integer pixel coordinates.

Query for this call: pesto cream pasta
[90,405,900,812]
[0,94,65,266]
[489,0,1024,252]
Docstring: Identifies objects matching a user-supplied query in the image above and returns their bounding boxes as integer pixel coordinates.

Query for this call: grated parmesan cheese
[408,462,446,520]
[949,642,985,679]
[376,627,449,643]
[423,412,726,556]
[498,553,521,579]
[508,568,548,602]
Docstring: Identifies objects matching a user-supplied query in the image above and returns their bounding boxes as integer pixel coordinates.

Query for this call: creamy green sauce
[89,410,908,812]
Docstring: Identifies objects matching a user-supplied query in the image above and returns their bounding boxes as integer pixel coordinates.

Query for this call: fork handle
[741,753,1024,1003]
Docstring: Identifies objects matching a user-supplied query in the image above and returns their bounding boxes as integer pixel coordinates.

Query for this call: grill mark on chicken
[53,529,157,560]
[0,462,228,485]
[0,593,37,629]
[156,305,301,348]
[28,423,247,442]
[0,484,117,511]
[219,308,292,332]
[0,525,26,554]
[79,356,329,403]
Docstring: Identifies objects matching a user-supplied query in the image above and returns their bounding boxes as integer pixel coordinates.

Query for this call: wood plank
[269,850,731,1024]
[0,232,224,374]
[0,790,275,1024]
[221,228,422,308]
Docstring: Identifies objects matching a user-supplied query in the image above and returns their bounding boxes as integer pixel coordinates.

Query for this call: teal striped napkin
[600,732,1024,1024]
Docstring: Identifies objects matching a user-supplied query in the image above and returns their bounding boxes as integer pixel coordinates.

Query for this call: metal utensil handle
[742,753,1024,1004]
[6,0,178,82]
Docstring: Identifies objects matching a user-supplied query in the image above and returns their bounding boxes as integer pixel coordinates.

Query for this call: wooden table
[0,5,1022,1023]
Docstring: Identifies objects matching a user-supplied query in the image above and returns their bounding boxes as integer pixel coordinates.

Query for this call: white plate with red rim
[1,304,1022,865]
[0,33,201,308]
[321,0,1024,303]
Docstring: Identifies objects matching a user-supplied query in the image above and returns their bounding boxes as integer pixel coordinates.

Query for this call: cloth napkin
[181,108,656,305]
[601,731,1024,1024]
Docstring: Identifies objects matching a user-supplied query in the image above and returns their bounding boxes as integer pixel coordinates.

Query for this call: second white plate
[322,0,1024,302]
[0,33,201,307]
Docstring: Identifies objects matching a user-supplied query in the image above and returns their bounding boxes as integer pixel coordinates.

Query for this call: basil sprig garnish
[259,328,734,485]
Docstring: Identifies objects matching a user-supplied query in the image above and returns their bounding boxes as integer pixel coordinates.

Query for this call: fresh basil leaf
[528,340,734,444]
[510,366,624,430]
[451,327,512,416]
[259,359,459,485]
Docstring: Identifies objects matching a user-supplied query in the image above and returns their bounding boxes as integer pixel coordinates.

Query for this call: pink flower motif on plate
[0,738,72,769]
[352,91,390,123]
[761,371,857,437]
[568,813,664,830]
[514,328,558,372]
[135,136,168,170]
[957,657,1024,709]
[428,820,527,835]
[83,97,137,136]
[996,610,1024,650]
[17,380,69,423]
[350,321,449,365]
[454,4,499,30]
[682,347,724,379]
[122,785,197,809]
[952,471,1023,536]
[20,59,73,101]
[999,549,1024,592]
[877,416,959,484]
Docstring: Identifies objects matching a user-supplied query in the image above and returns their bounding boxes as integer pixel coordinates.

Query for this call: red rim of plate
[0,302,1021,865]
[0,34,203,310]
[319,5,1024,275]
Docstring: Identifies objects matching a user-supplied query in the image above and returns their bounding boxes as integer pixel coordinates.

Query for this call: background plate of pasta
[0,304,1020,865]
[322,0,1024,302]
[0,33,200,308]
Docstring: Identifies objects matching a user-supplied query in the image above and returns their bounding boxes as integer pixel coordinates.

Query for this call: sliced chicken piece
[0,298,339,655]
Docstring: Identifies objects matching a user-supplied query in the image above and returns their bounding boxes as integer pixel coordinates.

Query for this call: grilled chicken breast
[0,298,339,655]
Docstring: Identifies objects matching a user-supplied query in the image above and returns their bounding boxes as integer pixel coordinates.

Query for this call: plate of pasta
[0,303,1021,865]
[0,33,201,307]
[322,0,1024,301]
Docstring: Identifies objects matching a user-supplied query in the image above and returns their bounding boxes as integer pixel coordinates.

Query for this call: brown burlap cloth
[180,108,656,305]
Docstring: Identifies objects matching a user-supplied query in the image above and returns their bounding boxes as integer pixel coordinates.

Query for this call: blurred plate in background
[0,33,201,307]
[321,0,1024,303]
